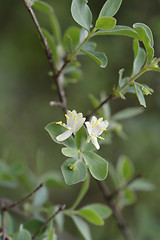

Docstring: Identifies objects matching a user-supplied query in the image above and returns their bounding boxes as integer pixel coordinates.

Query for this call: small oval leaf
[99,0,122,18]
[71,0,92,31]
[82,151,108,180]
[61,158,87,185]
[95,17,116,30]
[33,0,53,13]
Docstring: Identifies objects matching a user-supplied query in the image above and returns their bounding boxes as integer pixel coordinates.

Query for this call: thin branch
[3,183,43,212]
[98,181,133,240]
[86,93,114,120]
[32,204,66,239]
[0,184,43,240]
[23,0,67,113]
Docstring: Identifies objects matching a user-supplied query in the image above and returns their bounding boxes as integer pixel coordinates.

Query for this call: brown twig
[98,181,133,240]
[23,0,68,113]
[3,183,43,212]
[32,204,66,239]
[86,93,115,120]
[0,183,43,239]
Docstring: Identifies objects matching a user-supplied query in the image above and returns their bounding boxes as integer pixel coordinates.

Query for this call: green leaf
[32,0,53,13]
[0,213,14,235]
[71,175,90,210]
[150,67,160,72]
[48,229,55,240]
[134,82,146,107]
[23,219,45,235]
[75,126,88,150]
[76,208,104,225]
[132,41,146,76]
[99,0,122,18]
[61,158,87,185]
[133,23,154,64]
[42,29,58,65]
[122,188,136,207]
[117,155,134,182]
[63,34,73,53]
[95,17,116,30]
[62,147,78,158]
[63,27,80,51]
[13,228,32,240]
[112,107,144,121]
[45,122,76,149]
[118,68,125,88]
[82,151,108,180]
[81,48,108,68]
[83,41,97,51]
[50,13,61,43]
[84,204,112,220]
[71,0,92,31]
[129,179,155,191]
[39,171,65,188]
[71,215,92,240]
[33,185,48,207]
[94,25,140,39]
[133,39,139,59]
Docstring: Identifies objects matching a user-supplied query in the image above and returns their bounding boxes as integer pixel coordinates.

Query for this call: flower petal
[91,136,100,150]
[56,130,72,141]
[85,121,92,136]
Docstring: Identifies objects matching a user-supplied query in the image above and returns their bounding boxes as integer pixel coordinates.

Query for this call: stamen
[95,120,98,126]
[92,124,95,128]
[99,136,104,140]
[75,121,78,125]
[62,123,65,127]
[101,128,106,131]
[67,127,71,130]
[65,114,69,120]
[92,133,97,138]
[74,115,77,120]
[56,121,62,124]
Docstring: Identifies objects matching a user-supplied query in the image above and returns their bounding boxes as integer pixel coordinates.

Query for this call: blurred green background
[0,0,160,239]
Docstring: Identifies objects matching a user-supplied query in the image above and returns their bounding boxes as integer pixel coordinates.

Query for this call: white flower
[85,116,109,150]
[56,110,86,141]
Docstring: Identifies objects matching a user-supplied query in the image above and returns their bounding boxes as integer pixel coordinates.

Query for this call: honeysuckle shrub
[0,0,160,240]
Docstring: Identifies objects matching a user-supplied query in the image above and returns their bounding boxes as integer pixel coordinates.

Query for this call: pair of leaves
[71,0,121,31]
[45,123,108,185]
[61,151,108,185]
[71,203,112,240]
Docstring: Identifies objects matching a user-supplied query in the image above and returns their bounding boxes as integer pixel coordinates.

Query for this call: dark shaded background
[0,0,160,239]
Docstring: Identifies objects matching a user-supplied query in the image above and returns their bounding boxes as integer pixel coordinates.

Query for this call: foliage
[0,0,160,240]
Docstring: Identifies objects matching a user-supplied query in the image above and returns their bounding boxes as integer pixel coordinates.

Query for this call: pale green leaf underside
[81,48,108,68]
[134,82,146,108]
[99,0,122,18]
[71,0,92,31]
[13,229,32,240]
[94,25,140,39]
[112,107,144,121]
[71,215,92,240]
[132,43,146,76]
[133,23,154,64]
